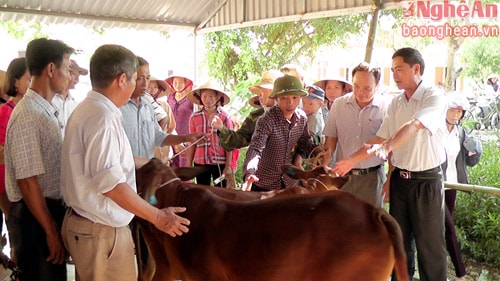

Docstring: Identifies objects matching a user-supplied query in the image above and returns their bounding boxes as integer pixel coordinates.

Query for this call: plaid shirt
[244,106,317,190]
[190,107,233,165]
[5,89,63,201]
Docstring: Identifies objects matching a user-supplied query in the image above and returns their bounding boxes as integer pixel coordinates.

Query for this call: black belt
[394,167,441,180]
[347,165,382,176]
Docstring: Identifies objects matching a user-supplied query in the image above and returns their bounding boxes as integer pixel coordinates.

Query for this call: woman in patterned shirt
[187,80,235,188]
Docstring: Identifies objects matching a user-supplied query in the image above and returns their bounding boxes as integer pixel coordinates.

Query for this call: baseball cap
[70,60,88,75]
[305,85,325,101]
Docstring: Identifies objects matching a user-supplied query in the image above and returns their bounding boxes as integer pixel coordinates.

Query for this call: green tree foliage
[204,15,367,88]
[0,21,47,40]
[460,37,500,88]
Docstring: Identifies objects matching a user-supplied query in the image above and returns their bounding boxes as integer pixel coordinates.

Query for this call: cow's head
[136,158,169,204]
[136,159,211,205]
[281,164,350,192]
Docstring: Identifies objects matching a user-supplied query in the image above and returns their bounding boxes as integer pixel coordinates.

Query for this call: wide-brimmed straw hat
[0,70,5,87]
[150,76,168,91]
[165,74,194,92]
[314,76,353,92]
[188,80,230,106]
[249,70,283,95]
[268,75,308,98]
[248,96,261,108]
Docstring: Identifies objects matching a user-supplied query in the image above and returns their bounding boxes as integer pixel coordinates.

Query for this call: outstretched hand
[242,174,259,191]
[154,207,190,237]
[185,132,209,144]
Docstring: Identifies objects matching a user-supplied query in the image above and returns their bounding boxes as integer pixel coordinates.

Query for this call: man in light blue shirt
[120,56,202,159]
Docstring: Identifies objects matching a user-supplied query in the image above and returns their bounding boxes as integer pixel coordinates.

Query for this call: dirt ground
[447,255,500,281]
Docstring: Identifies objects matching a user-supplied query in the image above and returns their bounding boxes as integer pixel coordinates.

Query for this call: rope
[167,136,206,161]
[303,147,331,168]
[159,177,181,188]
[306,177,331,192]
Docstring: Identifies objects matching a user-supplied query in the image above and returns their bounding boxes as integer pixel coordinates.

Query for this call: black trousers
[194,164,227,187]
[444,189,466,277]
[7,199,67,281]
[390,168,447,281]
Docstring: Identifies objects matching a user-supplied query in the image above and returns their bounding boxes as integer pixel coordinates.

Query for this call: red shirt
[0,100,16,194]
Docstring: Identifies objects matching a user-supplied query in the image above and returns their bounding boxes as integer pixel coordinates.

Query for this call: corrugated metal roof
[0,0,400,33]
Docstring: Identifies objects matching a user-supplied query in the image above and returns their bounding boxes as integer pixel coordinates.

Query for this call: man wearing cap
[210,70,282,151]
[292,84,325,168]
[302,84,325,145]
[243,75,321,191]
[322,62,388,207]
[52,59,88,138]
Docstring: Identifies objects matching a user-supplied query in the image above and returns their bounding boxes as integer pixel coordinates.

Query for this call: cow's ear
[332,176,350,190]
[281,164,305,179]
[174,166,210,181]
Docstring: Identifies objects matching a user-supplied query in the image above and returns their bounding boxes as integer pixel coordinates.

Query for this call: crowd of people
[0,37,483,281]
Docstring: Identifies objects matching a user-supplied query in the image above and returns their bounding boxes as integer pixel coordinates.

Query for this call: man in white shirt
[61,44,191,281]
[52,59,88,137]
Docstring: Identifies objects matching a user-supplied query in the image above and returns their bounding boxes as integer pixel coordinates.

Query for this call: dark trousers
[389,168,447,281]
[194,164,226,187]
[7,199,67,281]
[444,189,466,277]
[251,180,286,192]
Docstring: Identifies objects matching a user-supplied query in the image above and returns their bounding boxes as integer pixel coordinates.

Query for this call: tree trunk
[444,36,462,92]
[364,0,381,63]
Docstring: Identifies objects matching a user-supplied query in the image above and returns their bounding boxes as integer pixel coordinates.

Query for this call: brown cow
[135,159,409,281]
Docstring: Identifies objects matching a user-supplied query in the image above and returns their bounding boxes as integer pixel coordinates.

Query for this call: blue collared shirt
[120,96,168,158]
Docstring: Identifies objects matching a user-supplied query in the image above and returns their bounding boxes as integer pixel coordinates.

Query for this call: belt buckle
[350,169,361,176]
[400,170,411,179]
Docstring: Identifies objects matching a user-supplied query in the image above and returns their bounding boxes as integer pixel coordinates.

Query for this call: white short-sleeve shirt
[376,82,447,171]
[61,91,136,227]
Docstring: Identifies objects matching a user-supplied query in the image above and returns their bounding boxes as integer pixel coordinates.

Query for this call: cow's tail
[381,212,410,281]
